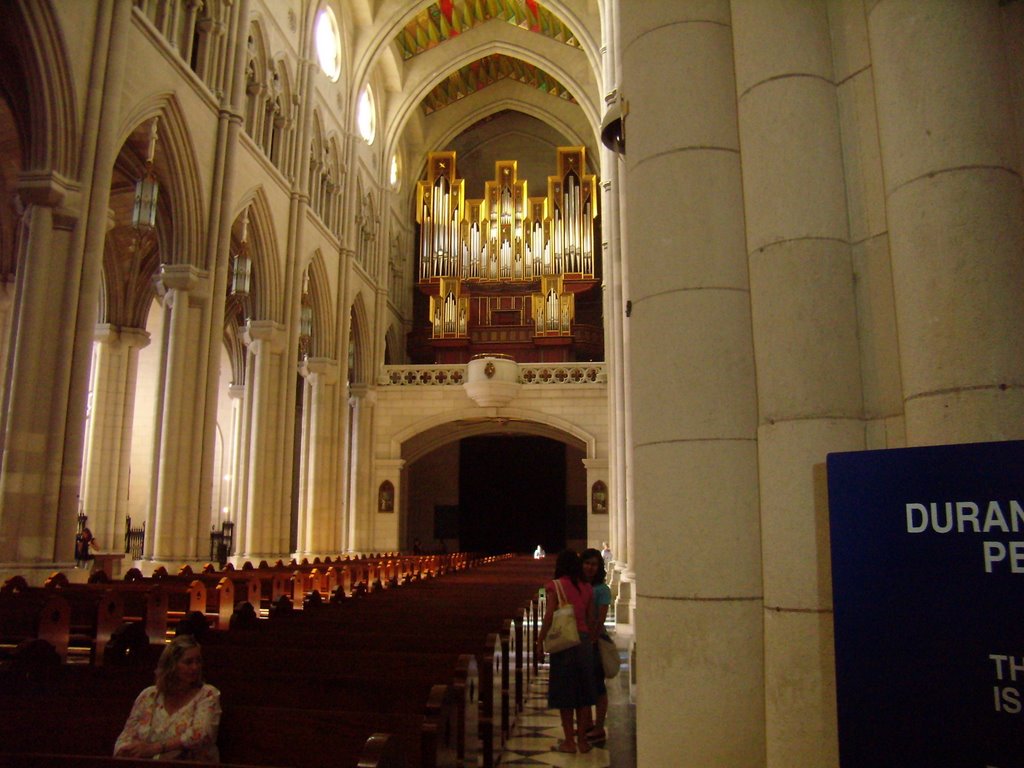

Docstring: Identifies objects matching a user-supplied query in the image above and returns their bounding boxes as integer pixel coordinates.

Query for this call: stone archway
[398,416,590,555]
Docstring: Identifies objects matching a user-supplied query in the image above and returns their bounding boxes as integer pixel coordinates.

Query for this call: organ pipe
[418,148,596,340]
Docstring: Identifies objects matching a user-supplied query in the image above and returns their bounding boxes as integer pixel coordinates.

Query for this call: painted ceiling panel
[421,54,576,115]
[397,0,581,60]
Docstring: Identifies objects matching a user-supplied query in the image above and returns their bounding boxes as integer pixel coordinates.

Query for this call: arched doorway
[401,420,589,555]
[458,434,571,553]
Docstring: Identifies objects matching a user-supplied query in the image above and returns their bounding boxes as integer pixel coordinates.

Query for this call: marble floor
[499,629,636,767]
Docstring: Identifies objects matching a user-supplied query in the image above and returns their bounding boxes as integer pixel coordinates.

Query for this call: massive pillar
[196,0,250,545]
[869,1,1024,445]
[347,384,375,552]
[239,320,288,560]
[150,266,210,562]
[225,383,248,558]
[620,3,764,765]
[0,181,82,568]
[81,325,150,552]
[732,2,864,764]
[295,357,340,556]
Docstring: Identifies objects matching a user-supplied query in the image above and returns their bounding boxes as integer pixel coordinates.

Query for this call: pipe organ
[413,147,600,364]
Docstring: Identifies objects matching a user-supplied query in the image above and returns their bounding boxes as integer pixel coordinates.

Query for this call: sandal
[551,741,577,754]
[587,728,607,742]
[578,740,593,753]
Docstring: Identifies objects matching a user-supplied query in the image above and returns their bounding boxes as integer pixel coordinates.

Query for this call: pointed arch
[323,134,344,235]
[233,186,283,324]
[389,31,600,145]
[354,177,378,272]
[117,94,206,269]
[351,0,600,107]
[243,19,270,141]
[348,290,371,384]
[307,110,327,218]
[0,0,78,177]
[384,323,402,366]
[269,56,296,173]
[304,250,335,359]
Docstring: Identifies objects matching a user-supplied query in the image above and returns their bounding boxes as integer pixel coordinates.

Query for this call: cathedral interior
[0,1,1022,765]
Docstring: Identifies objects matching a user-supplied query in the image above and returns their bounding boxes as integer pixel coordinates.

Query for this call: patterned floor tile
[497,663,612,768]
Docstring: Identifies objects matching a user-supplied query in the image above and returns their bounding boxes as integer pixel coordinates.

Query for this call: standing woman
[582,547,613,742]
[114,635,221,760]
[536,549,598,754]
[74,527,97,568]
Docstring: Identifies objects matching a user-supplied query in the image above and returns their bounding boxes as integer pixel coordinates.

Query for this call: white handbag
[543,579,581,654]
[598,633,620,678]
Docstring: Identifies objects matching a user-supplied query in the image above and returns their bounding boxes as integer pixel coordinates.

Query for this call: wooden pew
[0,756,277,768]
[0,555,545,768]
[0,684,433,768]
[218,689,457,768]
[0,592,70,661]
[0,735,406,768]
[203,644,478,767]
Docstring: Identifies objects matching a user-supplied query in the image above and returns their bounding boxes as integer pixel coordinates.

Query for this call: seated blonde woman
[114,634,221,761]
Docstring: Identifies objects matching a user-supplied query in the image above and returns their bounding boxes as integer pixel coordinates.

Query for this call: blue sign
[827,440,1024,768]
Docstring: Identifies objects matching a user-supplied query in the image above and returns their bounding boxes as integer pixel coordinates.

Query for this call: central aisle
[499,627,636,767]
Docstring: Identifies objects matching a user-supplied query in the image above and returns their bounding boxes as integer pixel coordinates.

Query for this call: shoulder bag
[543,578,581,654]
[597,633,620,678]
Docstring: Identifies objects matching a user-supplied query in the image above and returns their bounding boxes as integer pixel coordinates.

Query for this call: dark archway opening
[458,435,566,554]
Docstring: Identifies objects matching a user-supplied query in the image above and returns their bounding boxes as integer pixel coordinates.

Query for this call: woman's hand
[117,740,165,758]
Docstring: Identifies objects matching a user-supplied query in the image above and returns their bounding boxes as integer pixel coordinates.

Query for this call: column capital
[582,458,609,472]
[348,383,376,407]
[157,263,207,293]
[228,383,245,400]
[93,323,151,350]
[16,170,79,208]
[120,326,152,350]
[243,319,287,352]
[300,357,339,384]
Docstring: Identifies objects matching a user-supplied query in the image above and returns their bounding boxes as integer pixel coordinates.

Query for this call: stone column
[603,162,635,627]
[150,265,209,562]
[81,325,150,553]
[599,0,636,630]
[0,177,81,570]
[869,1,1024,445]
[239,320,288,560]
[620,3,764,765]
[295,357,339,557]
[732,2,865,764]
[225,383,247,559]
[347,384,376,553]
[0,284,15,434]
[195,0,250,538]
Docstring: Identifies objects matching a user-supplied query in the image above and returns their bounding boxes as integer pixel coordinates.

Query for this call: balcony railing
[379,362,606,387]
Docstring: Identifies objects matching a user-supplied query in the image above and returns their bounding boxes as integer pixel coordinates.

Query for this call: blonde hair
[155,635,202,695]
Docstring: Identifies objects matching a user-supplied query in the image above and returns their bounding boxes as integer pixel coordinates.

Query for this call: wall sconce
[132,118,160,231]
[300,303,313,340]
[299,271,313,358]
[231,208,252,296]
[601,99,627,155]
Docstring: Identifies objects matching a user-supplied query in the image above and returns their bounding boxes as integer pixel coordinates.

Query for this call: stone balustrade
[379,362,606,386]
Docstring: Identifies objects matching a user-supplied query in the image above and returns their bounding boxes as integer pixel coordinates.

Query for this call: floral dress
[114,683,221,761]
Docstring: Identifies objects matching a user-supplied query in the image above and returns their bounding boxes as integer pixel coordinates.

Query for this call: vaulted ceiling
[395,0,582,115]
[367,0,603,189]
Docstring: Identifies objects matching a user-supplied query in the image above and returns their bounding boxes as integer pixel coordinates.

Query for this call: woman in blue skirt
[536,549,597,754]
[582,547,613,743]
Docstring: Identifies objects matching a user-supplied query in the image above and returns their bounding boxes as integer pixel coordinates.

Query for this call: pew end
[0,755,284,768]
[357,733,408,768]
